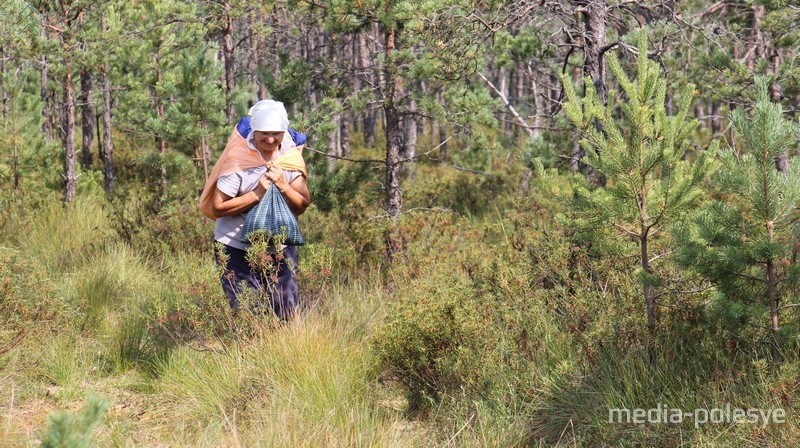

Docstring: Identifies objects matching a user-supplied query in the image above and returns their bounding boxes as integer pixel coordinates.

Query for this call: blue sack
[240,183,305,246]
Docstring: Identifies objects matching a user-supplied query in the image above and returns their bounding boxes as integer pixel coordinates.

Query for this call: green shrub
[373,228,567,414]
[144,275,234,350]
[296,243,335,305]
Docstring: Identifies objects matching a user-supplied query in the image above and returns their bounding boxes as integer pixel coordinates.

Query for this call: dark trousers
[215,243,300,319]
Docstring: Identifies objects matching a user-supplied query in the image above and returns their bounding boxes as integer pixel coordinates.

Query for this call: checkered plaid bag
[240,183,305,246]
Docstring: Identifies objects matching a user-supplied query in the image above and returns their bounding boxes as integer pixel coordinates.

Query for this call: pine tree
[673,76,800,364]
[115,0,212,199]
[41,394,110,448]
[561,31,714,336]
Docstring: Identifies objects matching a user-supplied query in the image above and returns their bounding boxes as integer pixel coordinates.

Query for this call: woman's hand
[254,175,272,200]
[263,165,311,216]
[265,165,289,192]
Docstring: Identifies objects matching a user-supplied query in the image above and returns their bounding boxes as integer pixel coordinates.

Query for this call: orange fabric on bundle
[199,127,307,220]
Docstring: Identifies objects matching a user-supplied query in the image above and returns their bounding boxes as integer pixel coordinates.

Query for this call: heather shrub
[296,243,336,304]
[373,211,573,413]
[143,273,234,350]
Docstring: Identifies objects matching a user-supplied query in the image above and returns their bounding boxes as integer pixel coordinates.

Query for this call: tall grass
[10,196,112,274]
[146,276,430,446]
[63,243,156,328]
[39,337,94,405]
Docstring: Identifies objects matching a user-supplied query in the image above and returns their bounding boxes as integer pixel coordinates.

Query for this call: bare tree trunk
[222,6,236,124]
[327,103,340,173]
[340,33,352,158]
[749,5,788,172]
[577,0,607,186]
[439,121,448,161]
[358,31,376,147]
[40,21,52,144]
[1,48,8,121]
[153,53,168,195]
[499,67,511,135]
[256,8,269,100]
[384,26,403,222]
[639,191,656,338]
[514,62,526,141]
[531,67,545,138]
[327,35,340,173]
[583,0,608,103]
[341,109,351,157]
[710,102,721,135]
[247,7,260,98]
[767,256,781,364]
[694,101,704,122]
[80,69,94,167]
[763,221,781,364]
[569,138,582,173]
[11,90,19,190]
[402,96,418,179]
[201,119,210,181]
[101,15,115,193]
[270,5,281,82]
[96,111,103,160]
[62,59,77,203]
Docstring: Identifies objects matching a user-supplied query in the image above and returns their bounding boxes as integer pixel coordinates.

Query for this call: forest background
[2,0,800,446]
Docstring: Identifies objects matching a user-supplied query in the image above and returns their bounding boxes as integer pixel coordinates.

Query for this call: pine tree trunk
[101,15,115,193]
[222,6,236,124]
[358,31,376,147]
[153,53,167,195]
[201,119,210,181]
[11,92,19,190]
[270,5,281,83]
[578,0,607,186]
[80,69,94,167]
[327,104,340,173]
[569,137,582,173]
[531,68,545,138]
[40,24,52,144]
[499,67,511,135]
[767,257,781,364]
[439,121,448,161]
[1,48,8,121]
[340,34,352,158]
[583,0,608,103]
[247,7,260,98]
[640,226,656,340]
[341,109,351,157]
[62,60,77,203]
[514,62,525,141]
[256,8,269,100]
[402,96,417,179]
[711,102,721,135]
[766,220,781,365]
[96,112,103,161]
[384,25,403,223]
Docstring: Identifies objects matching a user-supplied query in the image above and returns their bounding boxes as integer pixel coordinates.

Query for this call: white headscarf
[249,100,289,132]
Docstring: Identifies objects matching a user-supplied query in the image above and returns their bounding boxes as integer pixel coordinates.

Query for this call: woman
[199,100,310,318]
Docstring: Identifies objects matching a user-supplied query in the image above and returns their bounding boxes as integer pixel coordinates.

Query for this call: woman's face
[253,131,284,153]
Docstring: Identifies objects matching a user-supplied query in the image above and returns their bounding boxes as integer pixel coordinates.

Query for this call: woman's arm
[210,177,270,218]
